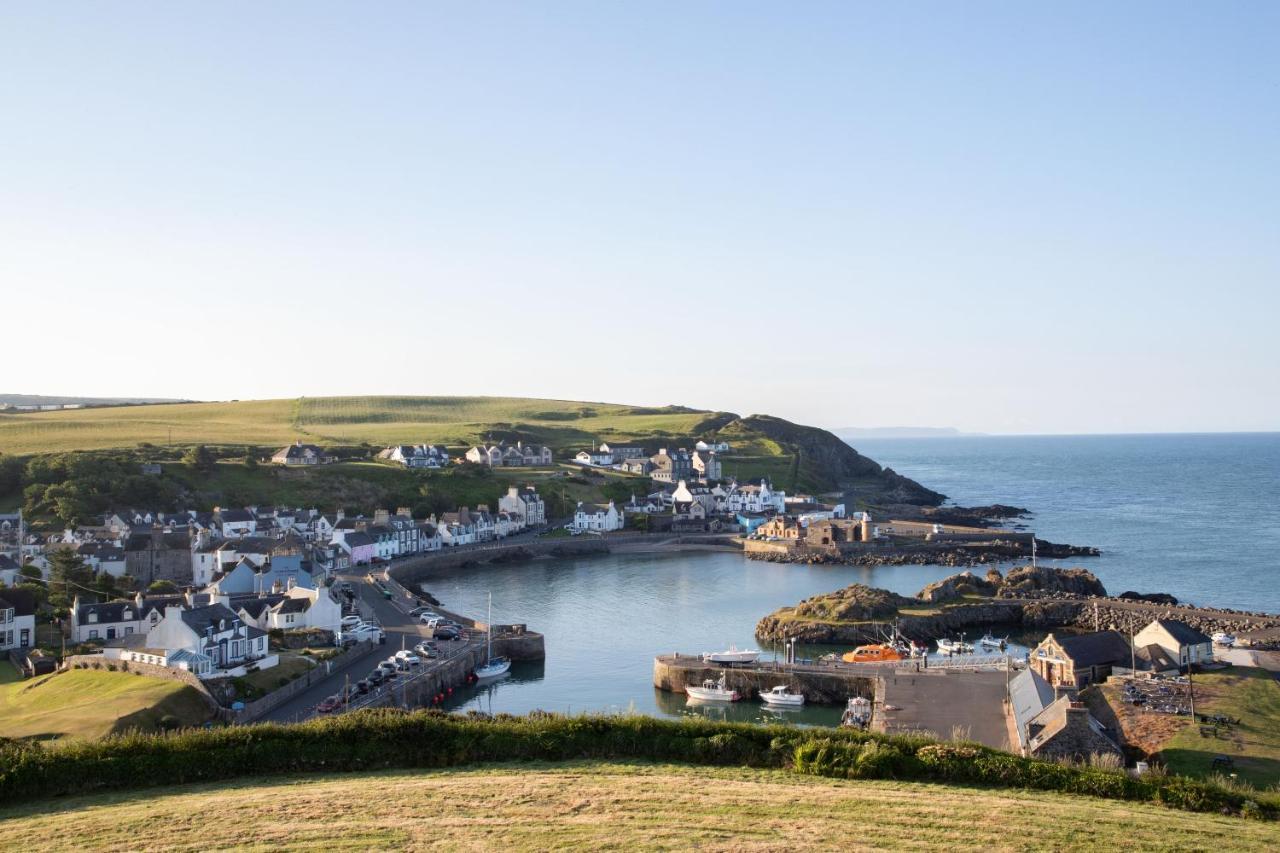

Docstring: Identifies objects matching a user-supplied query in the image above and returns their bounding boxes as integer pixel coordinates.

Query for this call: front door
[19,628,29,647]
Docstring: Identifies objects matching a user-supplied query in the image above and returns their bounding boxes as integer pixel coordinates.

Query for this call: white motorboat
[701,645,760,664]
[685,674,741,702]
[841,696,872,728]
[936,637,975,655]
[759,685,805,707]
[1211,632,1236,647]
[978,632,1008,651]
[474,592,511,680]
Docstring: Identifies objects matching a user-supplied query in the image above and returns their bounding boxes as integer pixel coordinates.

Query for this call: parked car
[342,684,361,701]
[341,615,364,629]
[433,626,461,641]
[395,651,422,666]
[317,695,342,713]
[355,679,372,694]
[366,669,386,685]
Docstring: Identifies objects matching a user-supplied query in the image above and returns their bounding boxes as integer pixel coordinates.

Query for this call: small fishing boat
[936,637,974,655]
[978,632,1008,651]
[1211,632,1236,647]
[685,674,741,702]
[841,643,904,664]
[701,645,760,664]
[841,696,872,728]
[474,593,511,680]
[759,685,805,707]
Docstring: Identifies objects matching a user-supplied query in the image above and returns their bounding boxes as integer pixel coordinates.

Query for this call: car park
[366,669,385,685]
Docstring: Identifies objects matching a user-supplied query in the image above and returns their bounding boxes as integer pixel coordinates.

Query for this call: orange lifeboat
[841,644,904,664]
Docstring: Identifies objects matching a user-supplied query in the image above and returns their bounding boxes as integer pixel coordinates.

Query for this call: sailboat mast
[486,592,492,664]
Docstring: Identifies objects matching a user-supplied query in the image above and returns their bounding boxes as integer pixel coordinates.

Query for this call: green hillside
[0,669,214,742]
[0,396,945,520]
[0,763,1274,851]
[0,396,724,455]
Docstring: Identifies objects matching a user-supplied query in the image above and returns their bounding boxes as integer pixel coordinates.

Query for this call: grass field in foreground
[0,763,1274,851]
[0,669,213,742]
[1162,667,1280,787]
[0,396,725,455]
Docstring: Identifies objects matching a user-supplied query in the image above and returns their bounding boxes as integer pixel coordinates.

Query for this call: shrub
[0,712,1272,821]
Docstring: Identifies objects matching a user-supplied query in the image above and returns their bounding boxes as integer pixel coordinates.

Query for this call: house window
[89,630,99,640]
[125,627,134,635]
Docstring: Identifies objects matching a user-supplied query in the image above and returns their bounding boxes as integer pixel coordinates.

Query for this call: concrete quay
[654,654,876,705]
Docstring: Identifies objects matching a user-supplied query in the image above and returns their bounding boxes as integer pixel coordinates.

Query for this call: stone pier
[653,654,875,705]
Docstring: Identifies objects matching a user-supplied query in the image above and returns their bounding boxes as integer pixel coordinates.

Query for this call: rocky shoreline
[755,566,1280,646]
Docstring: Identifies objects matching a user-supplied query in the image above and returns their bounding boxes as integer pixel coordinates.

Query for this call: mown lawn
[0,669,213,742]
[0,660,20,684]
[0,762,1274,851]
[1162,666,1280,788]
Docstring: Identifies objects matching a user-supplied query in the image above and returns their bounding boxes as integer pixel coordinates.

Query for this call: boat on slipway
[759,685,805,707]
[841,644,903,664]
[1212,632,1236,647]
[685,674,741,702]
[701,646,760,664]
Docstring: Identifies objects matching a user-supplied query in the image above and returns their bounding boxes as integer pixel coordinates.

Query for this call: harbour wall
[653,654,875,705]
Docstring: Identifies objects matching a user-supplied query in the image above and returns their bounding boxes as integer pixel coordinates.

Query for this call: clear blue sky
[2,3,1276,434]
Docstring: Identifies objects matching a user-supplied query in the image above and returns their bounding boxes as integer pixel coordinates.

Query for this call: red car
[316,695,342,713]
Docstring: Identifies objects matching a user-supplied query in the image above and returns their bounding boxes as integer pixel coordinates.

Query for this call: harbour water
[438,432,1279,721]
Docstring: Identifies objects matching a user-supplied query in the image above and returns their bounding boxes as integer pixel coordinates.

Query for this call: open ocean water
[854,432,1280,613]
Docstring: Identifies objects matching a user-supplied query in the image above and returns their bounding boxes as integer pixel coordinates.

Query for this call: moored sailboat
[473,592,511,680]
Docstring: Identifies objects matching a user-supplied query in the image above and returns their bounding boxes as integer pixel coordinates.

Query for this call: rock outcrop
[917,570,1001,604]
[999,565,1107,598]
[790,584,918,622]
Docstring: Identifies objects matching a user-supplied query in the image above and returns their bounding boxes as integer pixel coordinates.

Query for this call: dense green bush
[0,711,1273,820]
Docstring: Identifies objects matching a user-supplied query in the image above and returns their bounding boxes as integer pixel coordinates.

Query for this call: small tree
[183,445,216,472]
[47,548,93,610]
[148,579,178,594]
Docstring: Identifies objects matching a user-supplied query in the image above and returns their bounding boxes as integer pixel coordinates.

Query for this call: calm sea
[433,432,1279,720]
[854,432,1280,613]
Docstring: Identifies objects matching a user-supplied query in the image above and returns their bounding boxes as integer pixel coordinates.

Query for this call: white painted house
[122,602,273,679]
[1134,619,1214,669]
[0,590,36,650]
[572,501,625,532]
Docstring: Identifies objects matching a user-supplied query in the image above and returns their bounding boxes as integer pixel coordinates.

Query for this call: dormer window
[88,612,98,623]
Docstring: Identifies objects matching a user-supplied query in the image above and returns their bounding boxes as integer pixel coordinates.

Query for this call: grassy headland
[0,762,1275,852]
[0,669,213,742]
[0,395,943,522]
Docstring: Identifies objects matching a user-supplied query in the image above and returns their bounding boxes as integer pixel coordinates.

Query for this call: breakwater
[653,654,875,705]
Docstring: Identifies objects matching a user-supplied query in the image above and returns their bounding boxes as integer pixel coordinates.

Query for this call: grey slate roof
[1151,619,1212,647]
[1056,630,1132,667]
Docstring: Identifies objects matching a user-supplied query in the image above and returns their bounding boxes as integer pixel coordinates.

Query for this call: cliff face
[728,415,945,505]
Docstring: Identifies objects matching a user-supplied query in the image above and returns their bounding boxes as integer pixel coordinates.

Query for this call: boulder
[1117,590,1179,606]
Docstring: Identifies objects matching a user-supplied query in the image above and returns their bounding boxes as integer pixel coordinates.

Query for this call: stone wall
[233,640,381,722]
[652,655,874,705]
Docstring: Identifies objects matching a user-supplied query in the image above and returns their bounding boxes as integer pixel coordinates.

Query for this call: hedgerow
[0,711,1273,820]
